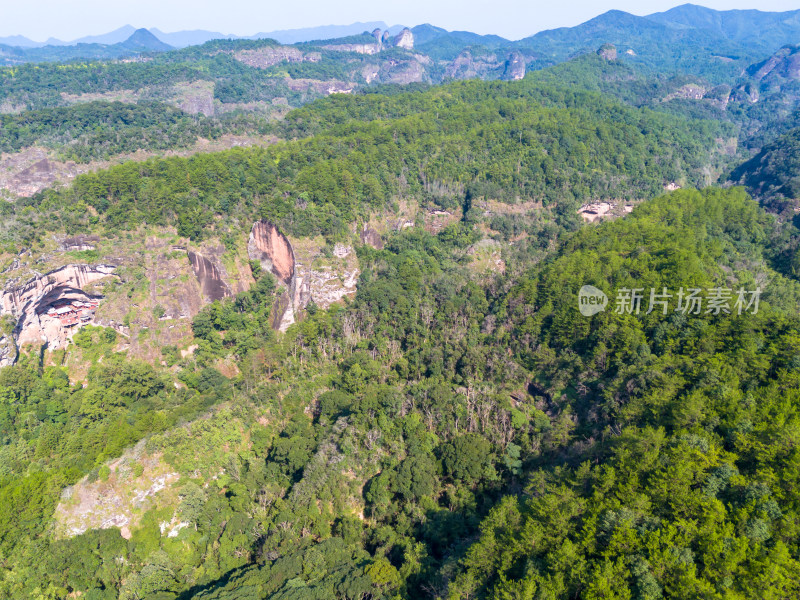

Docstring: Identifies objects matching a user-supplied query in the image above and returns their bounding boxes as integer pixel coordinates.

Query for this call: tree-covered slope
[0,101,252,162]
[448,186,800,598]
[729,126,800,215]
[11,186,792,600]
[7,78,731,249]
[1,39,800,599]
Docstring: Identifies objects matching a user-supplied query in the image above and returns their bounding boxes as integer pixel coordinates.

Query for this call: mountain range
[0,21,407,49]
[4,4,800,81]
[4,4,800,51]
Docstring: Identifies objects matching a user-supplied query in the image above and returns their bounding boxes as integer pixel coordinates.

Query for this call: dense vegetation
[3,78,730,252]
[729,126,800,216]
[2,185,799,599]
[4,14,800,600]
[0,101,251,161]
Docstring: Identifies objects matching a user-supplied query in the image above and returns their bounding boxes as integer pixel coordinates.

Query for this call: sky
[3,0,800,42]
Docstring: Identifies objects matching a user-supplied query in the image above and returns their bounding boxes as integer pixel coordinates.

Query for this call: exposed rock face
[249,221,298,331]
[445,50,500,80]
[248,221,360,332]
[59,235,100,251]
[292,251,359,314]
[187,251,231,302]
[502,51,526,81]
[597,43,618,61]
[662,83,707,101]
[381,59,425,84]
[248,221,295,285]
[323,43,381,55]
[747,45,800,83]
[360,226,383,249]
[54,443,179,540]
[0,264,116,363]
[2,264,115,315]
[234,46,320,68]
[178,93,214,117]
[393,28,414,50]
[0,153,84,197]
[362,64,381,84]
[286,78,354,95]
[579,201,612,221]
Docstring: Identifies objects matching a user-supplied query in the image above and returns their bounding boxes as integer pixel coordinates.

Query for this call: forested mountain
[2,5,800,600]
[728,126,800,216]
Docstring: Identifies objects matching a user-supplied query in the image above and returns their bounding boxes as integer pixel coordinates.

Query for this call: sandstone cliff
[0,263,117,364]
[248,221,360,332]
[393,28,414,50]
[187,251,231,302]
[502,51,526,81]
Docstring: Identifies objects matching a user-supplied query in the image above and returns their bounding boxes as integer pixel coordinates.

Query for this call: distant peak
[121,28,172,51]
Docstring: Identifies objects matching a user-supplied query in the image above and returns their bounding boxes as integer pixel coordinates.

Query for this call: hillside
[728,126,800,215]
[4,6,800,600]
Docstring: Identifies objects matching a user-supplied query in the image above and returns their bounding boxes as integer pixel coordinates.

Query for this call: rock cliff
[597,43,618,61]
[187,251,231,302]
[502,51,526,80]
[248,221,298,331]
[247,221,360,332]
[393,28,414,50]
[234,46,321,68]
[248,221,295,285]
[0,263,116,364]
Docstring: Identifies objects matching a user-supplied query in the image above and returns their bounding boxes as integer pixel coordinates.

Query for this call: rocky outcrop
[248,221,360,332]
[371,28,383,48]
[249,221,298,331]
[54,443,179,540]
[248,221,295,285]
[286,78,354,95]
[187,251,231,302]
[360,226,383,249]
[381,59,426,84]
[1,153,84,197]
[597,43,618,61]
[323,43,381,55]
[393,28,414,50]
[234,46,320,68]
[2,264,115,315]
[662,83,707,101]
[502,51,526,81]
[58,235,100,251]
[0,264,116,363]
[747,45,800,83]
[445,50,500,80]
[292,243,359,314]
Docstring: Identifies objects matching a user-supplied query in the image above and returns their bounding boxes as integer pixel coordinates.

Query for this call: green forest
[2,183,800,599]
[4,78,731,251]
[1,8,800,600]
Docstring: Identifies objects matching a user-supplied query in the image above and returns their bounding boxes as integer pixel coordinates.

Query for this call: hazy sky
[3,0,800,41]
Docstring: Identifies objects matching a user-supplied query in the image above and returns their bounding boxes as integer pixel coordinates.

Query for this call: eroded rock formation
[503,51,526,81]
[248,221,297,331]
[248,221,360,332]
[248,221,295,285]
[59,235,100,251]
[360,226,383,249]
[0,264,116,364]
[323,42,382,55]
[234,46,320,69]
[187,251,231,302]
[597,43,618,61]
[393,28,414,50]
